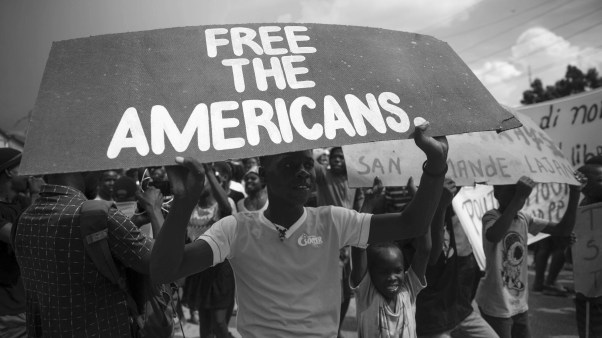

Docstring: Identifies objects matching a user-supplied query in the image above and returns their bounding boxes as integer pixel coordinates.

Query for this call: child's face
[369,247,405,300]
[263,150,315,206]
[581,165,602,202]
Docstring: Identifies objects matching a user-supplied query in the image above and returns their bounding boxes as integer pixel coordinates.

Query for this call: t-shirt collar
[260,207,307,239]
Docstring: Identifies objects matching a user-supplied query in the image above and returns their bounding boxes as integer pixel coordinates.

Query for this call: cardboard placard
[572,202,602,297]
[517,88,602,168]
[344,111,578,187]
[452,184,569,270]
[20,23,519,175]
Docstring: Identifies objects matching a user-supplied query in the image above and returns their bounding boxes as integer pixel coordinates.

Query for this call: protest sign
[452,183,569,269]
[517,88,602,167]
[572,202,602,298]
[344,111,579,188]
[20,23,519,175]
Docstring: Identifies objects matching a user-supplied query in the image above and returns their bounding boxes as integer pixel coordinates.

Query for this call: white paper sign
[452,183,570,270]
[572,202,602,297]
[517,88,602,168]
[344,111,578,188]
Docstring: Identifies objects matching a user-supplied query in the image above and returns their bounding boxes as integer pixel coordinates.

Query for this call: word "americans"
[106,92,413,159]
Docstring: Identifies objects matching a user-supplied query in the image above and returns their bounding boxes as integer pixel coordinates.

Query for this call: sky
[1,0,601,135]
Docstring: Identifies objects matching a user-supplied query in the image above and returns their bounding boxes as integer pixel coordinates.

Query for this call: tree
[521,65,602,105]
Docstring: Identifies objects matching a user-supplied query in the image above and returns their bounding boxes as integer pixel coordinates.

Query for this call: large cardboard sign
[517,88,602,168]
[344,111,578,187]
[572,202,602,297]
[20,24,519,175]
[452,183,569,269]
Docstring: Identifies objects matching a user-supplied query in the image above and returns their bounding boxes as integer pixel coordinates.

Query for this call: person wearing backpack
[11,170,180,338]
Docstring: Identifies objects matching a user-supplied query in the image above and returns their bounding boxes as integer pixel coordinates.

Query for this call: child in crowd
[475,176,581,338]
[350,177,434,338]
[151,122,448,337]
[575,156,602,338]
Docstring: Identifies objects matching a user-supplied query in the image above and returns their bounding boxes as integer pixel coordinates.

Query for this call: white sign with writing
[344,111,578,188]
[452,184,569,270]
[572,202,602,298]
[517,88,602,168]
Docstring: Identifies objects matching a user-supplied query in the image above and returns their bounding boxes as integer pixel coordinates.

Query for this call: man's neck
[264,201,304,229]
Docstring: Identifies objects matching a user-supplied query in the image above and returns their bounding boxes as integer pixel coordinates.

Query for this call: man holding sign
[151,122,447,337]
[574,156,602,338]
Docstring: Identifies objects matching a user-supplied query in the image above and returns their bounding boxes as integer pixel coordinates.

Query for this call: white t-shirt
[199,206,372,338]
[353,267,425,338]
[475,210,548,318]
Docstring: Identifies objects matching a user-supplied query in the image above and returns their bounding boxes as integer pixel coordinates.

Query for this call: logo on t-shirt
[501,231,525,295]
[297,233,323,247]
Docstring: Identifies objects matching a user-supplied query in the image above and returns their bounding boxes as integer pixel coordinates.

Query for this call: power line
[478,19,602,79]
[416,1,482,34]
[466,6,602,64]
[457,0,573,53]
[485,41,602,89]
[439,0,551,40]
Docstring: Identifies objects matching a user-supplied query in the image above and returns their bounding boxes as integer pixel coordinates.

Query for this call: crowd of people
[0,121,601,338]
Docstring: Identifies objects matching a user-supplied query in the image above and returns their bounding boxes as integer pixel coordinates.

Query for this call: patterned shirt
[13,184,153,337]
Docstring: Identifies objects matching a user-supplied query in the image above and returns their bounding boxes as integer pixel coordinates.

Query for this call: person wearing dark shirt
[416,179,497,338]
[0,148,27,338]
[12,166,196,337]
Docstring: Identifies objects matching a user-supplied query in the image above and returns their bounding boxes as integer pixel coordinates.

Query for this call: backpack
[80,200,176,338]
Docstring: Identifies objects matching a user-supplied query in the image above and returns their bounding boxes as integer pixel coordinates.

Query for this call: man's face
[581,165,602,202]
[99,170,119,199]
[369,247,405,300]
[263,151,315,206]
[329,149,346,175]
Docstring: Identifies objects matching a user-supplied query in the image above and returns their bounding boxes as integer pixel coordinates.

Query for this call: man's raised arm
[150,157,214,284]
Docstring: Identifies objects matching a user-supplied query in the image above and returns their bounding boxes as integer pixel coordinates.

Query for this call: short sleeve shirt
[475,209,548,318]
[199,206,371,338]
[354,267,426,338]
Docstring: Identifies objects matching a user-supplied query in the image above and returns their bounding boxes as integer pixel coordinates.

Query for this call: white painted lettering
[284,26,317,54]
[210,101,245,150]
[289,96,323,140]
[107,107,149,159]
[242,99,283,146]
[205,28,229,58]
